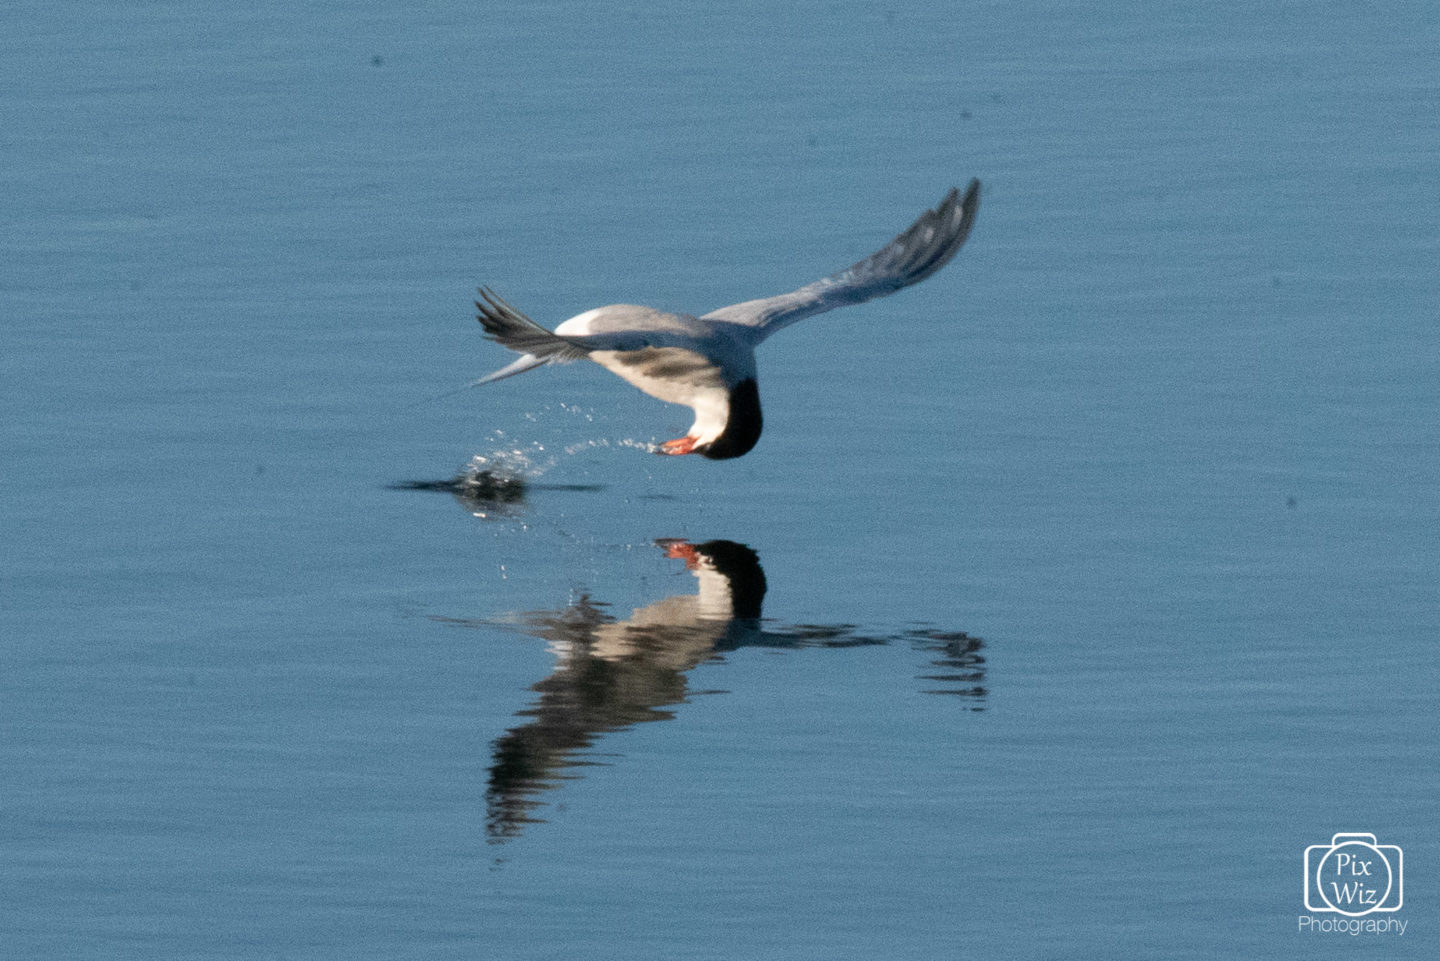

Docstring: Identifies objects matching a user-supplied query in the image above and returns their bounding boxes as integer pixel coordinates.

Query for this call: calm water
[4,1,1437,957]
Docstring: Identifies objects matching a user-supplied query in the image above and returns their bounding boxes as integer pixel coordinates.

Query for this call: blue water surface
[3,1,1437,958]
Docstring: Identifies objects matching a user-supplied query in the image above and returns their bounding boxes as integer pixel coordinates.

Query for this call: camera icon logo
[1303,833,1403,916]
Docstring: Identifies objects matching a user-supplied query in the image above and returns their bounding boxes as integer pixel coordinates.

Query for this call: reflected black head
[693,540,767,618]
[699,378,763,460]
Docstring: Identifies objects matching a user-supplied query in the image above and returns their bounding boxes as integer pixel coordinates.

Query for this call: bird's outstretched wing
[700,179,980,340]
[473,287,593,384]
[476,288,591,362]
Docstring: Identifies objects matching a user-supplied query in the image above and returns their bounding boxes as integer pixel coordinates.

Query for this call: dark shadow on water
[389,468,606,516]
[434,539,986,842]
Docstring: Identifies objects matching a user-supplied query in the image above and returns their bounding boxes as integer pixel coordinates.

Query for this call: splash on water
[468,428,658,480]
[562,436,659,457]
[392,424,642,516]
[468,430,558,481]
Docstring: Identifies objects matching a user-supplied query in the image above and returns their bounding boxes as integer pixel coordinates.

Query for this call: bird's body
[474,179,980,459]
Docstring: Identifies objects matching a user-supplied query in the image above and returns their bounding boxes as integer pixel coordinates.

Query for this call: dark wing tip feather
[474,287,590,362]
[858,179,980,291]
[474,286,531,340]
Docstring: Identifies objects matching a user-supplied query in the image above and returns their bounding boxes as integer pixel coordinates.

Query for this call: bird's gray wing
[473,290,695,384]
[700,180,980,341]
[476,287,592,362]
[472,287,595,384]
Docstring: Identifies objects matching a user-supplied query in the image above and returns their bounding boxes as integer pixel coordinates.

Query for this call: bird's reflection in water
[441,539,986,842]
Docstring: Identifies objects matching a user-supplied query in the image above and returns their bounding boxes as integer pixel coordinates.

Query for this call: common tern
[474,179,980,459]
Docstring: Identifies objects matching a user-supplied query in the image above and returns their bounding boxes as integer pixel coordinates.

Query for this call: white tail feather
[473,353,549,385]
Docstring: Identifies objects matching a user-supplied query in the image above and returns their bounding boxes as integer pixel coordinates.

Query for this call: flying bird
[474,179,980,460]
